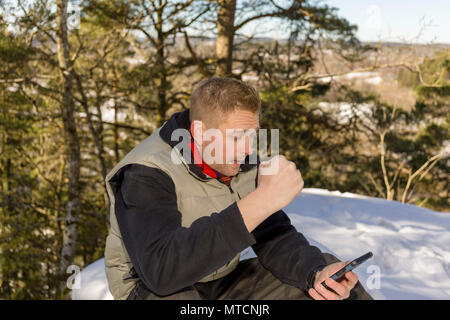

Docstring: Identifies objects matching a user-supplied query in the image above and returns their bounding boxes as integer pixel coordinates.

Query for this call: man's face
[191,109,260,177]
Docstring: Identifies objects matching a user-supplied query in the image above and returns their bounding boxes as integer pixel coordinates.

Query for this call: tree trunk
[56,0,82,295]
[155,8,169,128]
[113,80,120,163]
[215,0,236,76]
[156,44,168,127]
[74,72,108,183]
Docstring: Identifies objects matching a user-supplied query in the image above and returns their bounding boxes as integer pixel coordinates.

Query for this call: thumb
[260,158,270,166]
[260,155,276,167]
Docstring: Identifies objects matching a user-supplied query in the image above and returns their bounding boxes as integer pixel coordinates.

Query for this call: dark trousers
[127,253,373,300]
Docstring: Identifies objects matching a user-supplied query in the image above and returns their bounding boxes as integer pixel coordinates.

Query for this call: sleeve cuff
[306,264,328,290]
[214,201,256,253]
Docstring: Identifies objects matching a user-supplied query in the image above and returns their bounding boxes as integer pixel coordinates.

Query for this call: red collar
[189,128,232,186]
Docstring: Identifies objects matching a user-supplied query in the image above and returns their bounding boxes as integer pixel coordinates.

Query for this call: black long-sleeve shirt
[113,163,326,296]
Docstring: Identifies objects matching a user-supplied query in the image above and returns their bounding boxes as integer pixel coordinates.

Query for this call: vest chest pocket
[177,193,235,227]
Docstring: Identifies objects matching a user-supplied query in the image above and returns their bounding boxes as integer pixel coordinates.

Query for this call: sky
[313,0,449,44]
[242,0,450,44]
[2,1,449,44]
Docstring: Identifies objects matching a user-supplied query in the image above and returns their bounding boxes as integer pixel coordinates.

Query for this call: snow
[70,259,114,300]
[317,102,374,127]
[318,71,383,85]
[71,188,450,300]
[284,188,450,300]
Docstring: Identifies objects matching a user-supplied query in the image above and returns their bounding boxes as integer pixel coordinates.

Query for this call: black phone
[321,252,373,291]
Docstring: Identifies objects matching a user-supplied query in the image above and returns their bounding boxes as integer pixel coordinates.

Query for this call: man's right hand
[256,155,304,214]
[237,155,304,232]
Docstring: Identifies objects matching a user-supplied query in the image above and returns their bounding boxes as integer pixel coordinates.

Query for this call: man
[104,77,373,300]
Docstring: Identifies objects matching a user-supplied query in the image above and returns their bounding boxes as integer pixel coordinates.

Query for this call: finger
[308,288,325,300]
[260,160,271,167]
[342,274,359,289]
[315,283,341,300]
[339,278,353,290]
[344,271,359,287]
[325,278,348,298]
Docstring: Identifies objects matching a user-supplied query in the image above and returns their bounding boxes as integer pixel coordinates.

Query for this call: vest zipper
[227,184,241,200]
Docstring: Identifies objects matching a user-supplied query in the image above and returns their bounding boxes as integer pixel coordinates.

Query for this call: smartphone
[321,252,373,291]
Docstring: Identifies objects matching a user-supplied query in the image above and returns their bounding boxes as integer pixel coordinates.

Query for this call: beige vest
[104,126,257,300]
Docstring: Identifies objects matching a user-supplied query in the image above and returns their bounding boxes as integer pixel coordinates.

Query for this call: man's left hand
[308,261,359,300]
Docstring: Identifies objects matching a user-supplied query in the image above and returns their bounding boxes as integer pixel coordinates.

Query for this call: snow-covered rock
[70,259,113,300]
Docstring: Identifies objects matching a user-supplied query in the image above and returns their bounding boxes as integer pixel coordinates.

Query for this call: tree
[328,78,448,210]
[215,0,236,75]
[87,0,212,127]
[55,0,82,291]
[205,0,362,82]
[0,18,65,298]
